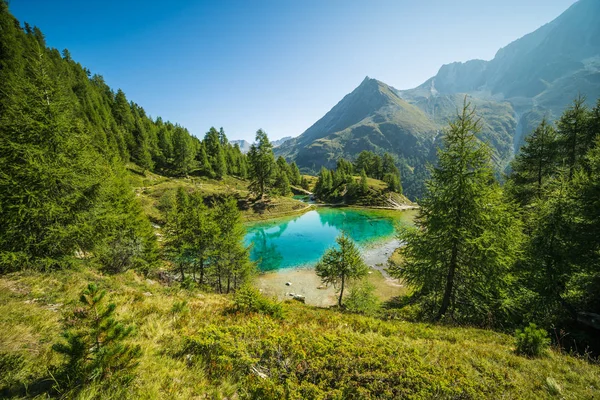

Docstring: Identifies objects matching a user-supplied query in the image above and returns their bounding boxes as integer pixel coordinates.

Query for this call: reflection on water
[244,208,412,271]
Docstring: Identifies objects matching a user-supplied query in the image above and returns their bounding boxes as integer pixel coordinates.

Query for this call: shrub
[515,323,550,357]
[52,283,141,392]
[345,281,380,315]
[232,284,283,319]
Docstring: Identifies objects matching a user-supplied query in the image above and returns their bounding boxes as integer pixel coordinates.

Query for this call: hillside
[277,77,516,199]
[2,268,599,399]
[278,0,600,199]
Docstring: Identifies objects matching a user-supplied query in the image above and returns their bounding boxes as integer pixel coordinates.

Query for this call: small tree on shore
[315,233,368,307]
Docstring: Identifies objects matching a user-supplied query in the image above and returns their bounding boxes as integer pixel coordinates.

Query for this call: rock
[317,285,326,290]
[292,294,306,303]
[289,292,295,296]
[285,282,292,286]
[146,278,155,285]
[368,271,373,274]
[143,292,153,297]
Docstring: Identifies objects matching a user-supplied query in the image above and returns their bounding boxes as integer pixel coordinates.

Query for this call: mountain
[232,136,292,154]
[278,0,600,199]
[272,136,293,147]
[401,0,600,147]
[231,139,252,153]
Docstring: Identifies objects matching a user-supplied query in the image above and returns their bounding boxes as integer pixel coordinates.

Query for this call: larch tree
[248,129,275,198]
[396,99,522,324]
[508,118,559,206]
[0,45,106,271]
[315,232,368,307]
[557,96,589,181]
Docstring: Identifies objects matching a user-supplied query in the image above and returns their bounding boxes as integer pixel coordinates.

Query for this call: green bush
[232,284,283,319]
[345,281,380,315]
[52,283,141,392]
[515,323,550,357]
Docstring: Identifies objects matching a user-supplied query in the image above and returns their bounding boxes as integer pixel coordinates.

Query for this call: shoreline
[255,237,404,306]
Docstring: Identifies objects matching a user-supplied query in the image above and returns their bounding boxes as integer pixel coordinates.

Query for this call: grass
[125,165,311,223]
[1,268,599,399]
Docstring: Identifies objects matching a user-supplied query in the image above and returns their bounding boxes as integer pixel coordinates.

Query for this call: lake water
[244,207,415,271]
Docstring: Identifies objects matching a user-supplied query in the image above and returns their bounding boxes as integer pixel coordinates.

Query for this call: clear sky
[9,0,576,141]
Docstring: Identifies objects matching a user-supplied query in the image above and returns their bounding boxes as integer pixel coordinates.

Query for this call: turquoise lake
[244,207,415,271]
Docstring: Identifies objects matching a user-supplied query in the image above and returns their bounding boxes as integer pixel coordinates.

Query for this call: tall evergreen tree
[289,162,302,186]
[248,129,275,198]
[0,46,106,270]
[360,169,369,194]
[508,118,559,205]
[211,197,253,293]
[557,96,589,181]
[171,126,195,176]
[396,100,522,324]
[185,192,219,284]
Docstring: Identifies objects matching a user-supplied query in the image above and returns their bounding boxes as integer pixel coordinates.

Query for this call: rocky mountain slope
[278,0,600,199]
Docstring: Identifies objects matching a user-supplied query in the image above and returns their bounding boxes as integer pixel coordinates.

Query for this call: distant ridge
[232,136,293,154]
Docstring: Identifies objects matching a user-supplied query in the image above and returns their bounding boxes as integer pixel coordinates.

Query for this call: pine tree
[508,118,559,205]
[557,96,590,181]
[315,233,368,307]
[214,145,227,179]
[300,176,310,191]
[360,169,369,194]
[172,126,195,176]
[185,192,219,284]
[52,283,141,389]
[274,168,291,196]
[163,188,191,281]
[396,99,522,324]
[196,141,213,176]
[248,129,275,198]
[0,46,106,271]
[204,127,225,178]
[211,197,253,293]
[290,162,302,186]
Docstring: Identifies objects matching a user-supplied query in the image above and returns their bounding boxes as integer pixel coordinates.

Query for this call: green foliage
[273,168,291,196]
[397,99,523,325]
[289,162,302,185]
[52,283,141,392]
[557,95,591,180]
[360,168,369,194]
[232,284,283,319]
[508,118,559,206]
[300,176,310,190]
[345,281,380,315]
[315,233,368,307]
[2,269,600,399]
[163,189,254,293]
[248,129,275,198]
[514,323,550,357]
[507,96,600,353]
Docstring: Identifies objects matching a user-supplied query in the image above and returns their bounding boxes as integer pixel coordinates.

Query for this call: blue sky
[10,0,576,141]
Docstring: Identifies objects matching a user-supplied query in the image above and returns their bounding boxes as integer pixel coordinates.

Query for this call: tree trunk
[338,274,345,307]
[436,246,457,320]
[199,258,205,285]
[217,265,222,293]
